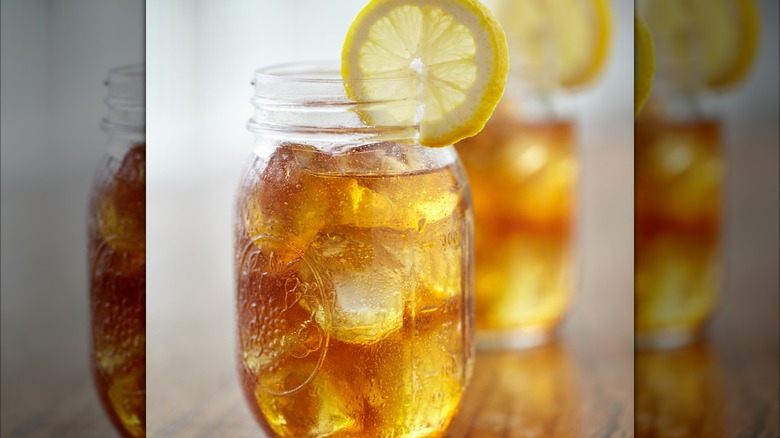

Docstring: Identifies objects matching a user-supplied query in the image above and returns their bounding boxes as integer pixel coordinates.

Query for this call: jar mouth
[105,64,145,110]
[102,64,145,134]
[249,61,420,143]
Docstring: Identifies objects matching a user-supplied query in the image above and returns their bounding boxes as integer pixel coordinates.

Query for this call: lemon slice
[639,0,760,91]
[342,0,509,148]
[494,0,613,90]
[635,13,655,118]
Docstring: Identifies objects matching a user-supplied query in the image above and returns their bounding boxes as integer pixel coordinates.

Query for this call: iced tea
[635,118,723,348]
[235,141,472,437]
[88,141,146,437]
[456,104,577,348]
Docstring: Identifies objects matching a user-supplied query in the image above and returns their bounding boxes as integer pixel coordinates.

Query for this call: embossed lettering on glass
[233,63,474,437]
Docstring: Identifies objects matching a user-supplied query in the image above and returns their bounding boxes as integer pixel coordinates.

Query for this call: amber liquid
[235,144,472,437]
[456,108,577,347]
[635,119,722,348]
[88,142,146,437]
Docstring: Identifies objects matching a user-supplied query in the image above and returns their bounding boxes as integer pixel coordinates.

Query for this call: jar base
[476,327,557,351]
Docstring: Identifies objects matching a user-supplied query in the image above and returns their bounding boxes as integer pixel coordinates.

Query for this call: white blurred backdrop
[147,0,634,185]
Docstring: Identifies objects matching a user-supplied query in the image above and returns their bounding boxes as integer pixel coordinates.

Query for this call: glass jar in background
[88,65,146,438]
[635,100,723,349]
[456,73,579,349]
[234,63,474,437]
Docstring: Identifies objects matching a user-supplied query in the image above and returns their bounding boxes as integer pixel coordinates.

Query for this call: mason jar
[456,72,580,349]
[87,64,146,437]
[635,99,723,349]
[233,62,474,437]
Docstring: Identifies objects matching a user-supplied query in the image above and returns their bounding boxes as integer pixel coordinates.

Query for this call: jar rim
[253,61,412,86]
[249,61,420,142]
[103,64,145,134]
[107,64,145,81]
[105,63,145,109]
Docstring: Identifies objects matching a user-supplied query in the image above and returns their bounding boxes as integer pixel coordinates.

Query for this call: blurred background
[147,0,631,184]
[146,0,635,435]
[1,0,143,435]
[3,0,774,436]
[635,0,779,435]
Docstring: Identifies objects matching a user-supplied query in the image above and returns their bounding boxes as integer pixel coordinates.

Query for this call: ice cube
[472,231,571,329]
[239,144,341,254]
[304,228,409,344]
[639,133,723,223]
[405,315,465,434]
[336,166,461,230]
[96,142,146,252]
[636,236,716,329]
[413,212,464,309]
[328,142,426,175]
[91,252,145,371]
[368,296,465,435]
[252,340,368,437]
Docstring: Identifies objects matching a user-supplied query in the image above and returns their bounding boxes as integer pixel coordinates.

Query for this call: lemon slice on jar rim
[639,0,760,91]
[342,0,509,148]
[493,0,614,91]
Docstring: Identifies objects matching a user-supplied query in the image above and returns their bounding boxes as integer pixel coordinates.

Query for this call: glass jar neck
[101,65,144,159]
[646,78,719,123]
[248,62,420,150]
[102,65,145,137]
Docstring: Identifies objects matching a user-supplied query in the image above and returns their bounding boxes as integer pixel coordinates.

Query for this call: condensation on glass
[233,63,474,437]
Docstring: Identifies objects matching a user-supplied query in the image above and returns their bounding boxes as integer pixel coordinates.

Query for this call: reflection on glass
[88,65,146,437]
[636,341,725,437]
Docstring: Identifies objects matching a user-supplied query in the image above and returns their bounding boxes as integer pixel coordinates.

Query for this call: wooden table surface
[2,128,777,437]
